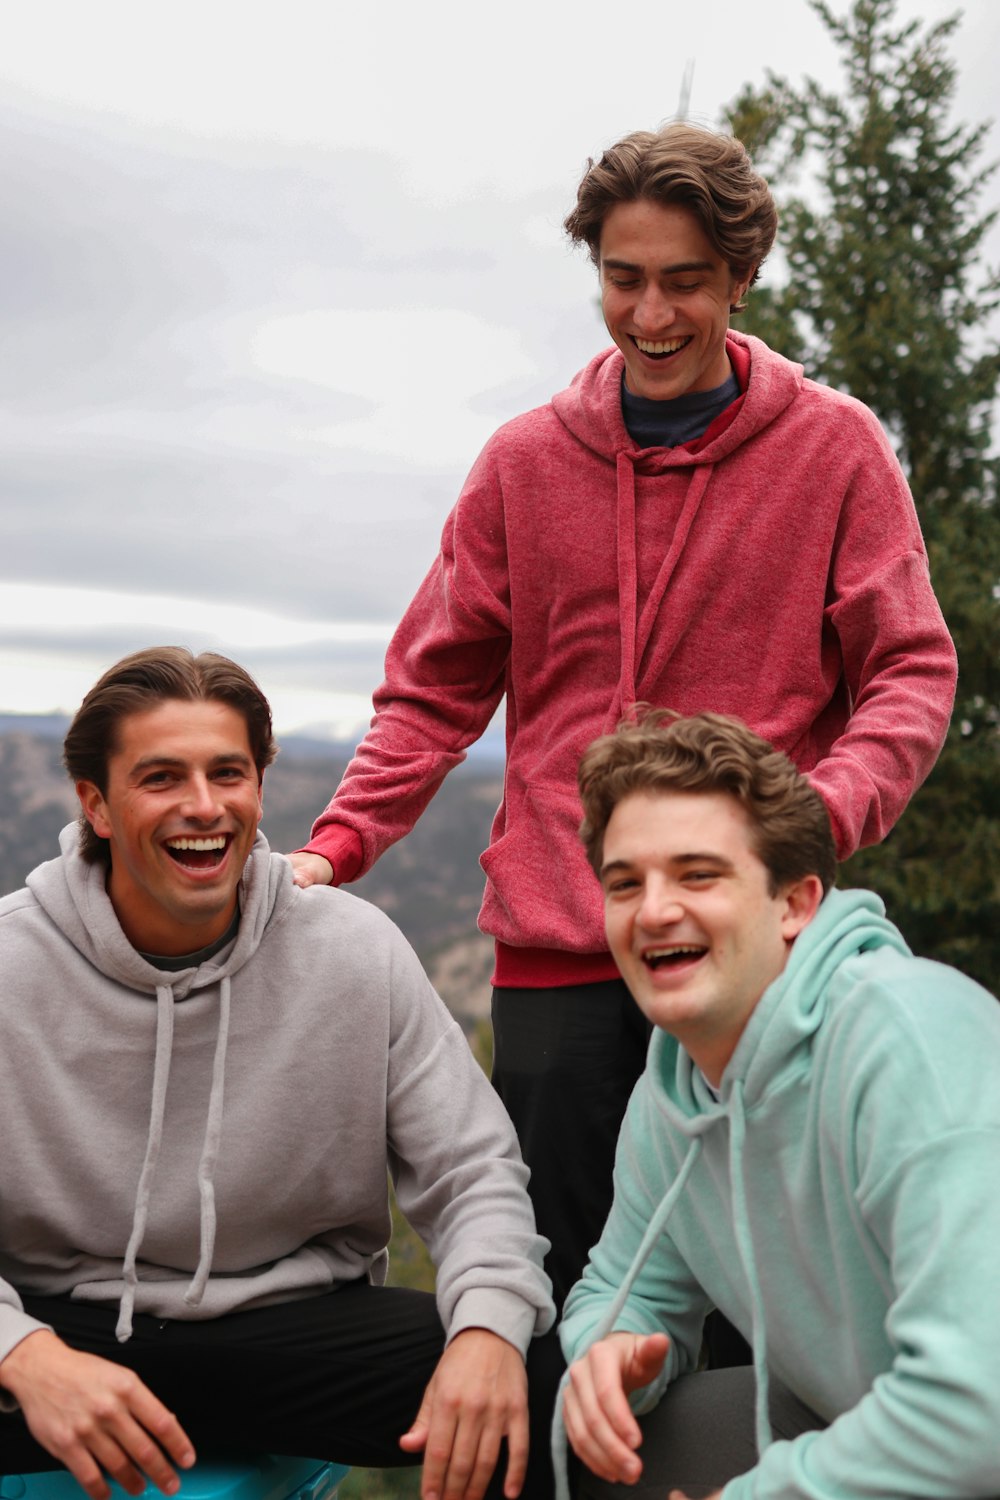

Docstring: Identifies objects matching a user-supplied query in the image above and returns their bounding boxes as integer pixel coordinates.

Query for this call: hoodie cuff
[446,1288,538,1361]
[297,824,364,885]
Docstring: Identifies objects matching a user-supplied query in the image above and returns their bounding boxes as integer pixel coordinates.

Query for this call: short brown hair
[564,123,778,304]
[579,709,835,895]
[64,646,277,864]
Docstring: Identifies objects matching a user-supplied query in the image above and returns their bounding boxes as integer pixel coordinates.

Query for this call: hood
[28,822,294,998]
[550,331,804,469]
[549,334,806,734]
[649,887,911,1130]
[26,824,296,1340]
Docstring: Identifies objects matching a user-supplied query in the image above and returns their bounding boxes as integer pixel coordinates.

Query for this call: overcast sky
[2,0,998,737]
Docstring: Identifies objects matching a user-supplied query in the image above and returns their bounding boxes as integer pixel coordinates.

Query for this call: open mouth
[631,335,692,360]
[643,945,707,971]
[164,835,232,871]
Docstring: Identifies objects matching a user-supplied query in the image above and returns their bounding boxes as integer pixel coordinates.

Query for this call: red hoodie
[305,334,957,986]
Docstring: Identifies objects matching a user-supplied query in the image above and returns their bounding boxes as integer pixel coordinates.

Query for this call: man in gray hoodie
[0,648,556,1500]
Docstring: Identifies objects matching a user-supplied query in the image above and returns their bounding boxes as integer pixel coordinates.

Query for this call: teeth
[646,946,705,962]
[166,837,227,852]
[635,337,687,355]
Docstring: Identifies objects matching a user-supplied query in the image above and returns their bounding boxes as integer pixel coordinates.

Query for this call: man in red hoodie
[289,123,957,1313]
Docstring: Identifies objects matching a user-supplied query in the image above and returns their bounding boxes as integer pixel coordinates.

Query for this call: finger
[439,1413,503,1500]
[419,1403,459,1500]
[127,1385,196,1474]
[570,1351,642,1451]
[563,1379,641,1486]
[501,1403,529,1499]
[400,1391,433,1453]
[100,1416,185,1497]
[57,1446,112,1500]
[628,1332,670,1390]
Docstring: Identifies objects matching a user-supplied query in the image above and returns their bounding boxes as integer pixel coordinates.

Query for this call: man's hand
[399,1328,529,1500]
[563,1330,669,1487]
[0,1329,196,1500]
[287,852,334,888]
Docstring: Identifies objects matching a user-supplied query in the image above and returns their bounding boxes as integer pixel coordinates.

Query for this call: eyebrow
[600,258,717,275]
[127,751,255,777]
[599,851,736,880]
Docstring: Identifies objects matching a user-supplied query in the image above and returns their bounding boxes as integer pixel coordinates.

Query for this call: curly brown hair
[578,709,835,895]
[564,123,778,306]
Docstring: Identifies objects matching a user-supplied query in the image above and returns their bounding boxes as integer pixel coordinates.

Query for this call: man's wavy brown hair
[578,709,835,895]
[564,123,778,306]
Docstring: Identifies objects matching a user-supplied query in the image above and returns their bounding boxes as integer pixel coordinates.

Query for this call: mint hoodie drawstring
[728,1080,773,1457]
[551,1139,704,1500]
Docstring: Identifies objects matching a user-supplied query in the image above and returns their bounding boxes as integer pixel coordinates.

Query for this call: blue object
[0,1455,349,1500]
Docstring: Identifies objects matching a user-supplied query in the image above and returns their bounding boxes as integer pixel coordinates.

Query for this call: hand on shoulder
[287,852,334,888]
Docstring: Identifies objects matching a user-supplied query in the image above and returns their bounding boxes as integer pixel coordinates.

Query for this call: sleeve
[559,1085,711,1413]
[380,930,553,1357]
[304,441,513,879]
[725,1127,1000,1500]
[806,412,957,857]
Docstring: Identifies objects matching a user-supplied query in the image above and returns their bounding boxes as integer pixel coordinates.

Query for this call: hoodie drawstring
[184,974,232,1310]
[117,975,232,1341]
[116,983,176,1341]
[552,1138,704,1500]
[614,451,639,721]
[728,1080,773,1456]
[607,454,715,733]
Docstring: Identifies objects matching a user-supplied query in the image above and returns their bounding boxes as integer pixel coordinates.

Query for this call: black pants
[492,980,751,1370]
[0,1286,564,1499]
[578,1367,825,1497]
[492,980,651,1312]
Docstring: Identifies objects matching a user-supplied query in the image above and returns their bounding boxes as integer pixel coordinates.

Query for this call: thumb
[399,1388,433,1453]
[625,1332,670,1392]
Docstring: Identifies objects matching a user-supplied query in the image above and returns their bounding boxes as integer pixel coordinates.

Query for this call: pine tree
[727,0,1000,988]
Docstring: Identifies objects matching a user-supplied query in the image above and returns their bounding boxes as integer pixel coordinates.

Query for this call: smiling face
[77,698,264,956]
[600,789,820,1084]
[599,198,751,402]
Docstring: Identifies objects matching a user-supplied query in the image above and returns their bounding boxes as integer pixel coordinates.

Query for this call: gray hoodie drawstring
[184,974,231,1309]
[117,974,232,1339]
[116,982,176,1341]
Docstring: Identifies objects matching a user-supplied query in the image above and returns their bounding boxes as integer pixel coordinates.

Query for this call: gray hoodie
[0,825,553,1390]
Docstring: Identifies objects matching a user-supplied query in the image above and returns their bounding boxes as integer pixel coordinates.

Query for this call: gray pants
[578,1367,824,1497]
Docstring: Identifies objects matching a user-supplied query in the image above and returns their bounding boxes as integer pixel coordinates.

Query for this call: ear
[256,776,265,823]
[76,780,112,840]
[730,267,756,311]
[779,874,824,942]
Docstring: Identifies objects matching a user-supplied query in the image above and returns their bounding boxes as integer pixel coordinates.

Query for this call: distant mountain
[0,713,71,739]
[0,730,501,1023]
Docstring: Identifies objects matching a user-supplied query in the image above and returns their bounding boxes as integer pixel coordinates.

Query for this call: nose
[180,774,222,823]
[633,283,676,334]
[637,876,683,930]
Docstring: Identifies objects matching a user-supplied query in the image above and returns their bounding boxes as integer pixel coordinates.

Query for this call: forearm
[813,551,957,856]
[0,1294,53,1413]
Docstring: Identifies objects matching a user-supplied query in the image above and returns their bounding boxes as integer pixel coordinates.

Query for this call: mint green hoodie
[557,889,1000,1499]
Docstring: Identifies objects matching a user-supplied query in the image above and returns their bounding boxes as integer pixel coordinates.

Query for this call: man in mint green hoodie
[556,710,1000,1500]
